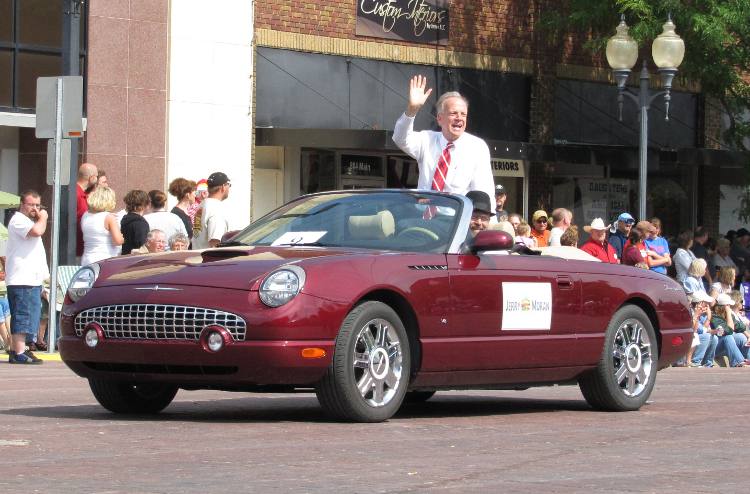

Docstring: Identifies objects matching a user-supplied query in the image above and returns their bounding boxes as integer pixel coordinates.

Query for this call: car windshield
[231,191,464,253]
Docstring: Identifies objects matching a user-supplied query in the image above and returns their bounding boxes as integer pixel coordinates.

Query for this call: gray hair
[169,233,190,248]
[435,91,468,114]
[146,229,166,242]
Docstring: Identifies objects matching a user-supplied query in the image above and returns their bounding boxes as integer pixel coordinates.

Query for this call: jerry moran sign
[356,0,449,45]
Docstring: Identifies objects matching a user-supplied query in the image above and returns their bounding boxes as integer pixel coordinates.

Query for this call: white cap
[716,293,734,306]
[689,292,714,304]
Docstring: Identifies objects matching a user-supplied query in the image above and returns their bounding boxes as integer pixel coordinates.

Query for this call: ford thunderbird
[59,190,692,422]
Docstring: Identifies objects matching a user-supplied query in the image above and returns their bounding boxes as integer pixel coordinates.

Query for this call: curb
[39,352,62,362]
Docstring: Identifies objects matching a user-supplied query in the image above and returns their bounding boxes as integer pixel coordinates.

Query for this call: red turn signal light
[301,348,326,359]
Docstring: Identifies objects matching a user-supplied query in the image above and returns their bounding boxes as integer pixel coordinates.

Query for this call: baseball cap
[494,184,506,196]
[617,212,635,224]
[206,172,230,187]
[716,293,733,306]
[195,179,208,192]
[737,227,750,238]
[532,210,548,222]
[466,191,494,216]
[583,218,610,233]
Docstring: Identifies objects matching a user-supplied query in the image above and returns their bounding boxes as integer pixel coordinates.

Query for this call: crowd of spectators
[0,162,233,361]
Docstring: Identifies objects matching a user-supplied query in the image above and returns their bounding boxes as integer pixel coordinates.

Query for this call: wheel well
[622,298,662,357]
[358,290,422,376]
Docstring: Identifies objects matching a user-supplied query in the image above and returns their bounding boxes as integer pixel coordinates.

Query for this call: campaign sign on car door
[501,282,552,331]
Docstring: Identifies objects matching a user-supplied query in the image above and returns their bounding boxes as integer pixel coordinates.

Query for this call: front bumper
[59,337,334,387]
[59,284,347,388]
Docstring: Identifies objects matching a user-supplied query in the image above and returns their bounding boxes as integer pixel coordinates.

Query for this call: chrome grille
[74,304,246,341]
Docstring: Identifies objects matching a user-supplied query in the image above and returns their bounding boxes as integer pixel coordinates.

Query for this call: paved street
[1,360,743,493]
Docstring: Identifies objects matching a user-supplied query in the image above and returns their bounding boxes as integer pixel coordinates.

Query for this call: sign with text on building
[356,0,449,45]
[491,159,525,177]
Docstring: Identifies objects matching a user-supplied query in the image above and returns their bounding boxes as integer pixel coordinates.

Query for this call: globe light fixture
[605,13,685,221]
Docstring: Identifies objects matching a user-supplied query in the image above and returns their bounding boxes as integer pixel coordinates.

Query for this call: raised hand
[406,75,433,117]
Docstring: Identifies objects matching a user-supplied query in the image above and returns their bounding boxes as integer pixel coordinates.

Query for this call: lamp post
[606,14,685,220]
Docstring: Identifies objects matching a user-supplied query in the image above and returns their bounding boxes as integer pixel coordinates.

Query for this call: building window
[0,0,87,112]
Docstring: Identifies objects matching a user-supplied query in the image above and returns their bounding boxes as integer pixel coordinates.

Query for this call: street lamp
[606,14,685,221]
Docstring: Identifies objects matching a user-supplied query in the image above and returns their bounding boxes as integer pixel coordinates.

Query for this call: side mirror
[470,230,514,254]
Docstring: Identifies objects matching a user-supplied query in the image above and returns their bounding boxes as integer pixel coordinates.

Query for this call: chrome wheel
[316,301,411,422]
[353,318,403,407]
[579,305,658,411]
[612,318,653,397]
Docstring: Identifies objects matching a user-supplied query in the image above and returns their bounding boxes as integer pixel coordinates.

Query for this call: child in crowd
[688,292,717,367]
[0,257,10,353]
[515,221,536,248]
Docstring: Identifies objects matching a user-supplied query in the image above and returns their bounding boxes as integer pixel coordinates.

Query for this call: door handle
[556,275,573,289]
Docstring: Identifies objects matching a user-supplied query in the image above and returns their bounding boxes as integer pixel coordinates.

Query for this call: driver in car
[466,190,494,238]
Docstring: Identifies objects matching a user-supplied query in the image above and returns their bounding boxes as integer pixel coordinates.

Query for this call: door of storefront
[491,158,527,220]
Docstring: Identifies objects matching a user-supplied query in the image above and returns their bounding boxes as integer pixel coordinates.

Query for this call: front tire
[89,378,178,414]
[316,301,410,422]
[579,305,658,411]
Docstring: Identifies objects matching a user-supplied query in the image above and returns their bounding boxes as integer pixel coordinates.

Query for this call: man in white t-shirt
[192,172,231,249]
[6,190,49,364]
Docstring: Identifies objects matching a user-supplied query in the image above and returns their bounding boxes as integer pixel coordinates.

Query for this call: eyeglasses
[623,220,635,225]
[471,213,491,222]
[535,218,547,224]
[23,202,42,209]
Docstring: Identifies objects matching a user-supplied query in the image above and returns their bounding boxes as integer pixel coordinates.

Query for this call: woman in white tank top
[81,186,124,266]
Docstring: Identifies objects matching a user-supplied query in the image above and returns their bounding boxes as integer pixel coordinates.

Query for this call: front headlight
[259,265,306,307]
[67,264,100,302]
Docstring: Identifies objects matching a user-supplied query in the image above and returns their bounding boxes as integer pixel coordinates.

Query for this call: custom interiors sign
[356,0,449,45]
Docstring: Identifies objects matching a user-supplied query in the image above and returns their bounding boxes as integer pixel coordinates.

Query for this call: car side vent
[408,265,448,270]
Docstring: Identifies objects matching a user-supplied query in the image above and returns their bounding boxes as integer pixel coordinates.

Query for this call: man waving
[392,75,495,210]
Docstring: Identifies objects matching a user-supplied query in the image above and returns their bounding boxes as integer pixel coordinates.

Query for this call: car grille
[74,304,247,341]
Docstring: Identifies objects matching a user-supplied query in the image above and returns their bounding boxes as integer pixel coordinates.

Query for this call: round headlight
[259,266,306,307]
[67,264,100,302]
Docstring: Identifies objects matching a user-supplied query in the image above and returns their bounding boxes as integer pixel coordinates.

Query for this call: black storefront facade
[254,46,743,240]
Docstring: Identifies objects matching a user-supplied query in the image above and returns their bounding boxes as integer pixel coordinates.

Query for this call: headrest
[348,211,395,240]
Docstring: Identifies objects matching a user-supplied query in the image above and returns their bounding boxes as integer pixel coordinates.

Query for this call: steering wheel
[397,226,439,242]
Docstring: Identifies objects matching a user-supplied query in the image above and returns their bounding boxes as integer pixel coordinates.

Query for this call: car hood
[94,246,380,290]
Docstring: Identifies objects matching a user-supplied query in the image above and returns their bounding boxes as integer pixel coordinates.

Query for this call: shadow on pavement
[0,392,592,423]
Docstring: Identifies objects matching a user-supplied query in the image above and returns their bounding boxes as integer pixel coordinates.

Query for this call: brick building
[254,0,746,239]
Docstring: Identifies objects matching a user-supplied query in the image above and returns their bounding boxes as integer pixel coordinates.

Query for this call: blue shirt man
[608,212,634,260]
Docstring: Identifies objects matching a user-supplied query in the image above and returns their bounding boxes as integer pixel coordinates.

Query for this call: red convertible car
[60,190,692,422]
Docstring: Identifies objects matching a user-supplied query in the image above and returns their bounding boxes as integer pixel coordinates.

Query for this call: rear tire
[316,301,410,422]
[579,305,658,411]
[88,378,178,414]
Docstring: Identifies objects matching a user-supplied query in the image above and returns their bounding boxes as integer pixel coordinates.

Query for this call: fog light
[200,325,232,353]
[207,331,224,352]
[85,329,99,348]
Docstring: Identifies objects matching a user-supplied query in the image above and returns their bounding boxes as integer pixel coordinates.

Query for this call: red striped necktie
[431,141,454,192]
[424,141,454,219]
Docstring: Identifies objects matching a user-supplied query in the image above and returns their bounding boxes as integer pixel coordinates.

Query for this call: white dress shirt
[392,113,495,212]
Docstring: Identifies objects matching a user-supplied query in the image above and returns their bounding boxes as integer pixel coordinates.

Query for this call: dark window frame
[0,0,87,113]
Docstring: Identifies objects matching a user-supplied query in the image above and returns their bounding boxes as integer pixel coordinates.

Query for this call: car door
[444,252,581,370]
